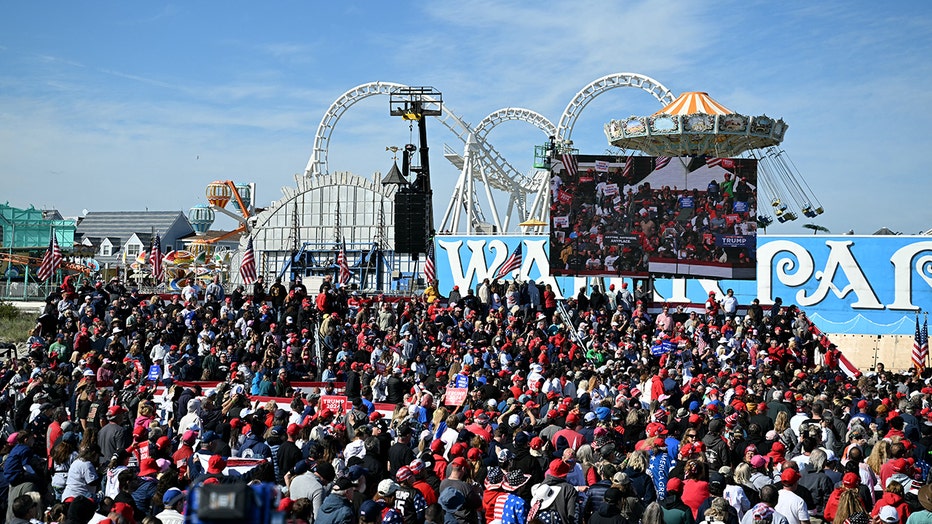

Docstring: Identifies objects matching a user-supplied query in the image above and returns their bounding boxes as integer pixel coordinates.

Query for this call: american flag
[809,323,861,378]
[149,234,164,281]
[239,237,257,285]
[37,231,62,282]
[194,454,267,476]
[493,244,522,281]
[922,316,929,365]
[337,241,350,285]
[423,241,436,284]
[561,153,578,178]
[914,316,926,371]
[705,157,724,168]
[654,156,671,170]
[623,155,633,179]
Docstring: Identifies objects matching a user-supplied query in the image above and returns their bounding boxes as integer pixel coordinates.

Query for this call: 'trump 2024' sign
[432,235,932,336]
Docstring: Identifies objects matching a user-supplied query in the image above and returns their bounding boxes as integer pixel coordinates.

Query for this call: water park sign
[433,235,932,336]
[758,236,932,334]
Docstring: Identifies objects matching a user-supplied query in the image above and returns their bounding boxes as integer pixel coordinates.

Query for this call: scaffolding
[0,203,75,250]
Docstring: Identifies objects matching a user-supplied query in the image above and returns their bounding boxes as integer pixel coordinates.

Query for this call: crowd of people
[550,162,758,275]
[2,271,931,524]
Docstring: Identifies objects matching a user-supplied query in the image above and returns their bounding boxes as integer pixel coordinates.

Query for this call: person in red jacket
[681,459,711,519]
[173,429,198,480]
[825,472,859,522]
[430,440,448,481]
[651,369,666,402]
[872,476,912,523]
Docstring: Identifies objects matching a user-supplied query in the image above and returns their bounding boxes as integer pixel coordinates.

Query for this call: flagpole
[49,225,61,293]
[917,312,921,376]
[917,311,924,376]
[48,225,55,294]
[922,311,929,372]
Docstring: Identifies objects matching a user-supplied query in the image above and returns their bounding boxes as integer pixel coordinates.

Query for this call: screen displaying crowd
[549,155,759,279]
[0,273,927,524]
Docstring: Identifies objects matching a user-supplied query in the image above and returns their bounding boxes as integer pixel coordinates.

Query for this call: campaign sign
[603,234,640,247]
[651,341,677,355]
[147,365,161,381]
[715,235,753,248]
[445,387,469,407]
[594,160,610,172]
[453,374,469,388]
[319,395,351,414]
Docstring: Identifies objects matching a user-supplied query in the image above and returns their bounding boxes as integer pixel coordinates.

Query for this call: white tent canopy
[634,159,755,192]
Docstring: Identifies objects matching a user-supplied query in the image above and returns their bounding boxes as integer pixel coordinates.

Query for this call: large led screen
[549,154,758,280]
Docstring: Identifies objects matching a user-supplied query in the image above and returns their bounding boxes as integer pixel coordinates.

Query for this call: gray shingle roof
[75,211,191,242]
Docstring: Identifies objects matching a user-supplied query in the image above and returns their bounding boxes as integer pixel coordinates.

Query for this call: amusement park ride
[0,252,92,277]
[130,181,254,289]
[178,181,255,284]
[24,72,822,290]
[303,74,822,239]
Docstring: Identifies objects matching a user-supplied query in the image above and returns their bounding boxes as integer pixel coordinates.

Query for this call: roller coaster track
[304,82,538,193]
[304,74,677,231]
[0,252,92,275]
[556,72,675,141]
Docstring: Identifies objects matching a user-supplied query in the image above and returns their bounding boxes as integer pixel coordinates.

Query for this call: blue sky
[1,1,930,235]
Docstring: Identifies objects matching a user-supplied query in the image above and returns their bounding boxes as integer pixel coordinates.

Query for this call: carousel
[132,181,252,290]
[604,90,824,227]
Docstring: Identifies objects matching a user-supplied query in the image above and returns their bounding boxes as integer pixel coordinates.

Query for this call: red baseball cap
[842,472,860,488]
[547,459,570,478]
[781,468,801,484]
[207,454,228,474]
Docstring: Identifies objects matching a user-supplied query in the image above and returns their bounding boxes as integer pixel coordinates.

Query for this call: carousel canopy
[604,91,787,157]
[653,91,733,116]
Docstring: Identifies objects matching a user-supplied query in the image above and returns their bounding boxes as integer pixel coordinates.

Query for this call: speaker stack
[394,192,429,254]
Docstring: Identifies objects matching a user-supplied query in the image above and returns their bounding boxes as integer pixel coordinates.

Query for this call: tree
[803,223,830,235]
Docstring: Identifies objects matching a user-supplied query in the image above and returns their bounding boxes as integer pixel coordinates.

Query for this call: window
[125,243,141,260]
[101,244,112,257]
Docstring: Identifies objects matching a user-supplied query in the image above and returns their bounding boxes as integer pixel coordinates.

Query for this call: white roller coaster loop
[304,74,676,233]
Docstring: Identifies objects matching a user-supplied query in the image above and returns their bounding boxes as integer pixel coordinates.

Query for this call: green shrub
[0,301,35,342]
[0,300,19,320]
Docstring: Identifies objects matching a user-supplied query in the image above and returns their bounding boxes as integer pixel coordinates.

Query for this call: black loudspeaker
[394,192,429,253]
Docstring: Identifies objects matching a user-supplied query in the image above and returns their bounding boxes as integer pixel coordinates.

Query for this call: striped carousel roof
[653,91,733,116]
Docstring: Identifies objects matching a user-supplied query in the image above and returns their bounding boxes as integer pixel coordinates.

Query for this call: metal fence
[0,281,56,301]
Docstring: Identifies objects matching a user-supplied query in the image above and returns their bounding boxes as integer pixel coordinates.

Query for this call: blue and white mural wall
[433,235,932,336]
